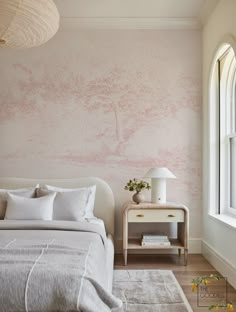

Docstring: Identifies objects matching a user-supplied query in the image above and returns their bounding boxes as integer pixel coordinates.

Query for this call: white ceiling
[55,0,220,29]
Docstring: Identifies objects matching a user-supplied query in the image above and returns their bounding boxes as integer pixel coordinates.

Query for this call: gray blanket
[0,221,123,312]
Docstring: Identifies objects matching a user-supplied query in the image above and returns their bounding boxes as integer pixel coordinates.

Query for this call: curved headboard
[0,177,115,236]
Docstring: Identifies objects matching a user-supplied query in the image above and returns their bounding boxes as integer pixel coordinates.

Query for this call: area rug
[113,270,193,312]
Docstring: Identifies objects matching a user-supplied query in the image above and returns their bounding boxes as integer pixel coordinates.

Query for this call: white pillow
[53,189,89,220]
[5,192,56,220]
[85,185,96,218]
[37,184,96,219]
[0,187,37,219]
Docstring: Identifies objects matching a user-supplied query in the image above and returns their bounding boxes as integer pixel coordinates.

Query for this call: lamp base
[151,178,166,204]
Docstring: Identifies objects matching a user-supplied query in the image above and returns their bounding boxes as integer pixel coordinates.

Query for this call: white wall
[203,0,236,288]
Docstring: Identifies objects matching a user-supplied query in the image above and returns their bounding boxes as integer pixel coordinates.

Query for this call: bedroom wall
[0,29,202,252]
[202,0,236,288]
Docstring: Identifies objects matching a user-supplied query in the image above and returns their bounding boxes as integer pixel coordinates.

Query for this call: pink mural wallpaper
[0,30,202,243]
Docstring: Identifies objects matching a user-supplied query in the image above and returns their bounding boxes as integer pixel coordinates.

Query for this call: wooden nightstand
[123,201,189,266]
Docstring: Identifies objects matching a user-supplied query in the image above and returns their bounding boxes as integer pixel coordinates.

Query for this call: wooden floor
[114,254,236,312]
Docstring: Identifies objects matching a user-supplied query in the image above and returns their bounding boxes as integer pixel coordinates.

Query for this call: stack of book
[141,233,171,246]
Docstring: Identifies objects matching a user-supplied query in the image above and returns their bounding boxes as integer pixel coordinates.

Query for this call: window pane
[230,136,236,208]
[235,82,236,132]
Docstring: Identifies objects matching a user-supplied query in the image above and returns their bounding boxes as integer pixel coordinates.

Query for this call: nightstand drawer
[128,209,184,222]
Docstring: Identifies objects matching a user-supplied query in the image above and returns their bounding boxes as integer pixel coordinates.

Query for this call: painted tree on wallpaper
[83,66,173,155]
[0,31,202,238]
[1,61,201,199]
[8,62,200,164]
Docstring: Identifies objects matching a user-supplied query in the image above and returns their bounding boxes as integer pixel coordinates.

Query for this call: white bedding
[86,217,106,230]
[0,220,120,311]
[0,177,115,236]
[86,218,114,292]
[0,177,117,310]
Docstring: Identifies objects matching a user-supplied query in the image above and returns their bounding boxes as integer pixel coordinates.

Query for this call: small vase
[132,192,145,204]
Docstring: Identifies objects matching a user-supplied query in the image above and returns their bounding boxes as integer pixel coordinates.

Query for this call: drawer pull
[136,214,144,218]
[168,214,175,217]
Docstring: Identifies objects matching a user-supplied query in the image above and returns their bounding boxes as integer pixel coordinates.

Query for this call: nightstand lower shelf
[124,238,188,265]
[128,238,184,249]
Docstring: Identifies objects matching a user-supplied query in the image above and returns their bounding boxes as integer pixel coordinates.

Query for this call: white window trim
[208,36,236,223]
[219,49,236,215]
[208,213,236,230]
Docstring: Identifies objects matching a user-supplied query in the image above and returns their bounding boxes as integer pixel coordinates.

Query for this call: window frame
[209,38,236,220]
[219,47,236,215]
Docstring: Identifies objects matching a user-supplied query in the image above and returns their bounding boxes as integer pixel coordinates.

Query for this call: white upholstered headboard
[0,177,115,236]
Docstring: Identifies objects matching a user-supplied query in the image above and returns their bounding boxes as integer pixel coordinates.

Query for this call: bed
[0,177,122,312]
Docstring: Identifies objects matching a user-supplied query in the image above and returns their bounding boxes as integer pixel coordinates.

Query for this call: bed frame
[0,177,115,236]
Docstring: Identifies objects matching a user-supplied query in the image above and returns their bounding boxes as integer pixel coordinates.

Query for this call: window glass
[230,136,236,209]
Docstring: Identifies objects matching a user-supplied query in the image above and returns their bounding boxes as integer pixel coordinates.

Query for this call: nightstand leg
[184,249,188,266]
[178,248,181,256]
[123,249,127,266]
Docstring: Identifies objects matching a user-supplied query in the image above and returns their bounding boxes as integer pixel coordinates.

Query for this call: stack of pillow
[0,185,96,221]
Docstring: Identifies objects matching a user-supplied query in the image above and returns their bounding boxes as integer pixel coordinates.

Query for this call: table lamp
[144,167,176,203]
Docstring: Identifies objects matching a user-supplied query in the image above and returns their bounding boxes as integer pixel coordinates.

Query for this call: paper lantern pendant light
[0,0,60,49]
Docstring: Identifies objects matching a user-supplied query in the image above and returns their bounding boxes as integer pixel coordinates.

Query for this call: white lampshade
[0,0,60,49]
[145,167,176,204]
[145,167,176,179]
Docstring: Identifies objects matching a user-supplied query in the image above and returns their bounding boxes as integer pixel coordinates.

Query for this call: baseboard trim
[115,238,202,254]
[202,240,236,289]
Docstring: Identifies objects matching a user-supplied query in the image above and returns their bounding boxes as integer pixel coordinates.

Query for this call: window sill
[208,213,236,230]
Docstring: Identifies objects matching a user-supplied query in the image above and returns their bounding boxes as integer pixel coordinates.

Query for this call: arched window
[210,42,236,216]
